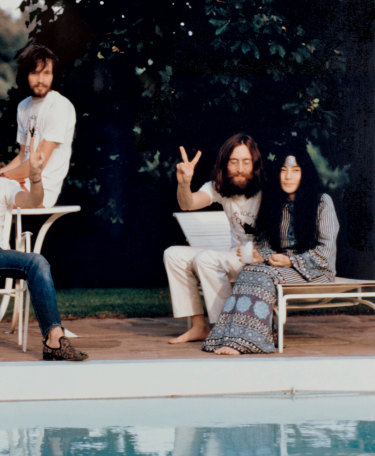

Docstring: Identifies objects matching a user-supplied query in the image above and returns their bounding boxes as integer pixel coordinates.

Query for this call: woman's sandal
[43,336,88,361]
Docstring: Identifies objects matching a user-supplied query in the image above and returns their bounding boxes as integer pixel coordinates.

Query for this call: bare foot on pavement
[168,324,210,344]
[214,346,240,356]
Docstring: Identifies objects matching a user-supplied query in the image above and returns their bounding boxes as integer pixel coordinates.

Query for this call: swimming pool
[1,394,375,455]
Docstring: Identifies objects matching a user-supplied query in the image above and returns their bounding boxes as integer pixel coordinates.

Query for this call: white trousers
[163,246,243,323]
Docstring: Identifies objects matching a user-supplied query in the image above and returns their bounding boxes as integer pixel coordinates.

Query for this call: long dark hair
[256,148,324,253]
[16,44,59,96]
[212,133,263,197]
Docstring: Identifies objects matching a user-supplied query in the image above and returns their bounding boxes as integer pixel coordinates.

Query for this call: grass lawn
[2,288,173,321]
[57,288,173,319]
[1,287,373,321]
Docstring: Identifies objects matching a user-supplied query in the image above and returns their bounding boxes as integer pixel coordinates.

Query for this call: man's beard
[220,173,261,198]
[31,84,51,98]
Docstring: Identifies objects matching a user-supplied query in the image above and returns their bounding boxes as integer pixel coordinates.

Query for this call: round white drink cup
[242,241,253,263]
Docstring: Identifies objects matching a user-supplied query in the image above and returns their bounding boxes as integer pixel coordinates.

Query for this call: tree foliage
[0,0,374,285]
[13,1,351,156]
[0,9,27,100]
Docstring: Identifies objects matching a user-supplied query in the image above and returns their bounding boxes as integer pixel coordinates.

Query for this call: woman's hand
[237,246,264,263]
[268,253,291,267]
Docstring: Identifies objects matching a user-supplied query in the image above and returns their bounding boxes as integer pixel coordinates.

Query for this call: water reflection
[1,421,375,456]
[172,425,279,456]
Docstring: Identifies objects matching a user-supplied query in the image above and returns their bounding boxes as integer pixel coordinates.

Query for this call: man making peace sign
[164,133,264,344]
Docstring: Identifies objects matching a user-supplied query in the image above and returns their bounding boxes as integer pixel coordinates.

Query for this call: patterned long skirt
[202,263,332,354]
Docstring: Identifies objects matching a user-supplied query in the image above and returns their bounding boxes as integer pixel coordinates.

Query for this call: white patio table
[11,205,81,254]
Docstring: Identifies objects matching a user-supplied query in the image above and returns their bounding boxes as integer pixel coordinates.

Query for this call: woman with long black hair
[202,149,340,355]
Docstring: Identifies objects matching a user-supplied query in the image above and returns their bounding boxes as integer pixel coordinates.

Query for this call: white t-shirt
[199,181,262,248]
[0,179,21,248]
[16,90,76,207]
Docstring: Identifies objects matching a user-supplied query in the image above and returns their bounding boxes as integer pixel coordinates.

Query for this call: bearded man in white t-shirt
[164,133,264,343]
[0,44,76,207]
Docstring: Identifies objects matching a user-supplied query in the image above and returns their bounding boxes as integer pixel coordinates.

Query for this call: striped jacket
[259,193,340,281]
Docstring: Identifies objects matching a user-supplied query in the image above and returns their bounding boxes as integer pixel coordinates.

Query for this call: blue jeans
[0,249,62,339]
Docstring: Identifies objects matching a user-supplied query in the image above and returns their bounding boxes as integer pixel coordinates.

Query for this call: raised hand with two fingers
[176,146,202,185]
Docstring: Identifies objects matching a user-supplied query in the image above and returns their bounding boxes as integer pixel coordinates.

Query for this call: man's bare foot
[214,346,240,356]
[168,324,210,344]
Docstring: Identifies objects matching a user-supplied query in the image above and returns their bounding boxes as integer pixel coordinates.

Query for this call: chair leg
[16,280,24,346]
[10,296,19,335]
[23,290,30,352]
[278,317,284,354]
[277,287,286,354]
[0,278,13,322]
[10,280,24,341]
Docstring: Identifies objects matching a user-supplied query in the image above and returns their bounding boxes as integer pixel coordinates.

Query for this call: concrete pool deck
[1,313,375,361]
[1,313,375,400]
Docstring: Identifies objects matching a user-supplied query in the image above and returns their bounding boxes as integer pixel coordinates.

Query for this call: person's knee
[164,246,184,266]
[163,246,175,264]
[29,253,51,276]
[193,250,217,270]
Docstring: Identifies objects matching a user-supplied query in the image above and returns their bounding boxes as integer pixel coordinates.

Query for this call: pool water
[1,395,375,455]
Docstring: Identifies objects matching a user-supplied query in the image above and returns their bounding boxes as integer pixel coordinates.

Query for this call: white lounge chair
[173,211,231,250]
